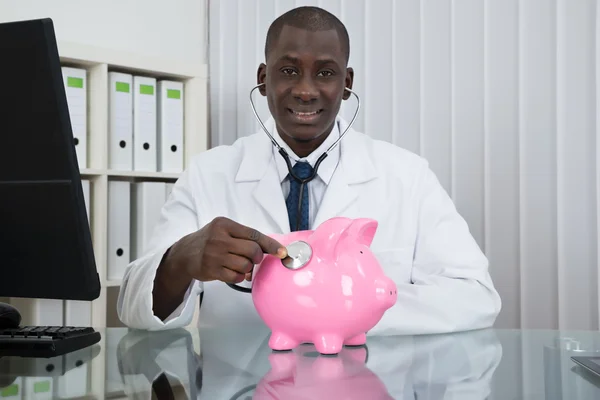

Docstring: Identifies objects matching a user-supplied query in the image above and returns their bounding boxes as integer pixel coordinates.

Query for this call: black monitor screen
[0,18,99,301]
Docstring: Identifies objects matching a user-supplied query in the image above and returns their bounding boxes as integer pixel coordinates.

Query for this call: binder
[0,377,22,399]
[81,179,90,222]
[24,378,52,400]
[61,67,87,169]
[55,328,89,397]
[107,181,131,281]
[133,76,157,172]
[8,298,63,326]
[131,182,166,259]
[104,329,128,395]
[108,72,133,170]
[157,81,184,173]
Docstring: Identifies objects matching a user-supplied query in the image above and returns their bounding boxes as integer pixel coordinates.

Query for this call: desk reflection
[116,327,502,399]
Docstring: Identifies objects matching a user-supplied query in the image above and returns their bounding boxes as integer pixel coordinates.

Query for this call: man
[117,6,501,334]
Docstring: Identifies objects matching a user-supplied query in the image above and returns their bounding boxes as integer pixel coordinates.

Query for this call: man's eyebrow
[275,55,299,63]
[275,55,340,66]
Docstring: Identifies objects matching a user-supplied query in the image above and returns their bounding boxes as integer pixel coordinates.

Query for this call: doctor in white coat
[117,6,501,335]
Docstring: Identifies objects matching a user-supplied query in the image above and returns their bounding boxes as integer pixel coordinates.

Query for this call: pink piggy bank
[238,217,397,355]
[252,345,393,399]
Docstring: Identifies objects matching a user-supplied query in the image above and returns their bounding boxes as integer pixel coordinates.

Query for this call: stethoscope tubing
[249,83,361,171]
[226,84,360,293]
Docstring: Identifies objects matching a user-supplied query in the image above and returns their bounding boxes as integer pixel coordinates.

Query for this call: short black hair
[264,6,350,64]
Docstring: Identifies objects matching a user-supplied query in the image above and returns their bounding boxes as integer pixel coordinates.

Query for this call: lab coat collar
[235,115,378,233]
[235,115,377,185]
[272,121,340,185]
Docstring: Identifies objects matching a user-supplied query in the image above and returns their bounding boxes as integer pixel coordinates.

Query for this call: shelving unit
[8,40,208,399]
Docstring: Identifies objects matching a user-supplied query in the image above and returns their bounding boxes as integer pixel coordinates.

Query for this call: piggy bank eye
[360,251,363,254]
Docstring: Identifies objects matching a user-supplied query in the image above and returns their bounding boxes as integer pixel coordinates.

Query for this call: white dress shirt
[273,121,341,229]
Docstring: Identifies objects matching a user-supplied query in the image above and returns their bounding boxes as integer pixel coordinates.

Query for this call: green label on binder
[67,76,83,88]
[140,84,154,95]
[34,381,50,393]
[116,81,130,93]
[1,384,18,397]
[167,89,181,99]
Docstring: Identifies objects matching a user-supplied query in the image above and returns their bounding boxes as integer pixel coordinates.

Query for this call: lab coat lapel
[252,164,290,233]
[235,121,291,234]
[313,121,378,228]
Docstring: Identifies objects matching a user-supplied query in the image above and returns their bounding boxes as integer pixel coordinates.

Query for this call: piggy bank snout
[376,277,397,309]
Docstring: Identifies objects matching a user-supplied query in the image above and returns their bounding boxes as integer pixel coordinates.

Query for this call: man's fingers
[229,240,264,265]
[229,223,287,258]
[222,254,254,274]
[218,267,245,284]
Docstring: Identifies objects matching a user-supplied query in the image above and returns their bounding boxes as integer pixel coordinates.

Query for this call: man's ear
[343,67,354,100]
[257,63,267,96]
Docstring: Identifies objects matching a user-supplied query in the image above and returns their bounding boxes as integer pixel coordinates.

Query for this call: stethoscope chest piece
[281,241,312,270]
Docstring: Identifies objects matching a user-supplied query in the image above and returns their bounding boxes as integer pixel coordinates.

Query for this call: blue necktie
[286,162,313,231]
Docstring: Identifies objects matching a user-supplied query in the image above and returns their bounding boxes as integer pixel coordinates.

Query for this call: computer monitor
[0,18,100,302]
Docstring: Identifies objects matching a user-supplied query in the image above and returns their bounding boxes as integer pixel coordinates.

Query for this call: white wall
[0,0,207,65]
[209,0,600,331]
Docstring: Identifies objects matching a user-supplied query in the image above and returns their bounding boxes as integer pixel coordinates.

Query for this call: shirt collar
[272,119,341,185]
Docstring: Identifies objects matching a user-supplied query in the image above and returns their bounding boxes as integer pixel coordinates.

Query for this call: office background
[0,0,598,332]
[209,0,599,332]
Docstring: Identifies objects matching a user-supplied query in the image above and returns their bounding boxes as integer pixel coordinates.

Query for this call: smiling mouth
[287,108,323,122]
[288,109,322,116]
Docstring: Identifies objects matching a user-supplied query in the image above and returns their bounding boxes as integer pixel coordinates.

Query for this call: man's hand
[167,216,287,284]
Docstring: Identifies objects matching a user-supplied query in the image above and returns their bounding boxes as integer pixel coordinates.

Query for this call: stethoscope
[226,83,361,294]
[249,83,361,211]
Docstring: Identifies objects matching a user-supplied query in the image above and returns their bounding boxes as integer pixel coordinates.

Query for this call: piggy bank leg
[344,333,367,347]
[314,334,344,355]
[269,332,299,352]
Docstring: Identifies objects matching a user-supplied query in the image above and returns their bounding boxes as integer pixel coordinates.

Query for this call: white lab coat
[117,115,501,334]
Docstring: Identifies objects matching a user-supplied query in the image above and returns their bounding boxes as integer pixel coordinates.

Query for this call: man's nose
[292,77,318,103]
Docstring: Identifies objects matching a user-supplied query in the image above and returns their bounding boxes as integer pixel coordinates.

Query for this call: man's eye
[281,68,297,75]
[317,70,334,77]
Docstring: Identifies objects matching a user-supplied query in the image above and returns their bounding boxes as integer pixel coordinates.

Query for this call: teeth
[292,110,319,116]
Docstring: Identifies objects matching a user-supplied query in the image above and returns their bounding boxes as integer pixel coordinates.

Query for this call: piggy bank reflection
[252,345,393,400]
[251,217,397,355]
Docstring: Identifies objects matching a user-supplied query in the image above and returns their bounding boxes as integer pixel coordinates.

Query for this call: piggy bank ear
[308,217,354,257]
[340,218,378,247]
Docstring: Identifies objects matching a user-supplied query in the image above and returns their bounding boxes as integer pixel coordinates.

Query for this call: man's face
[258,25,353,144]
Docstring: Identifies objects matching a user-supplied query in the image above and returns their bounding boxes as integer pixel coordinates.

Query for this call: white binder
[133,76,157,172]
[104,329,128,395]
[108,72,133,170]
[81,179,90,222]
[8,298,63,326]
[56,300,91,398]
[131,182,166,259]
[107,181,131,281]
[24,378,52,400]
[0,377,22,399]
[56,353,89,398]
[157,81,184,173]
[61,67,87,169]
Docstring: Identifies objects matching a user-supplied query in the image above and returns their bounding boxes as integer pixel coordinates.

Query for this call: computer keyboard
[0,326,101,358]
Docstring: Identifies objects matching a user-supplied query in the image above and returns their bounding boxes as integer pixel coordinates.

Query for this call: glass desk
[1,325,600,399]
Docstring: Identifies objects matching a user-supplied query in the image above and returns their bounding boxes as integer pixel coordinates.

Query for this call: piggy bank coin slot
[282,240,312,270]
